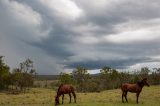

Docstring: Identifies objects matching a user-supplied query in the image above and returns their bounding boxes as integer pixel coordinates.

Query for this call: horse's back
[62,84,74,90]
[59,84,74,93]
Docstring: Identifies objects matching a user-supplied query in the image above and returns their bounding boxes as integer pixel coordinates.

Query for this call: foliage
[58,66,160,92]
[0,56,10,89]
[0,56,36,93]
[11,58,36,92]
[1,55,160,94]
[140,67,150,78]
[72,66,91,92]
[58,72,75,85]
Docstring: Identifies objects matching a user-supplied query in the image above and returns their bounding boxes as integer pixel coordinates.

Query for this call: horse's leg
[125,91,128,102]
[62,94,64,104]
[122,91,125,103]
[72,91,76,103]
[136,93,140,104]
[69,93,71,103]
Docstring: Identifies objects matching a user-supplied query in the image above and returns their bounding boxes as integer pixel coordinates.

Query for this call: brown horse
[55,84,76,105]
[121,78,149,104]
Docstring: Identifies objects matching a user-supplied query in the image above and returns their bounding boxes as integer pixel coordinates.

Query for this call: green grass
[0,86,160,106]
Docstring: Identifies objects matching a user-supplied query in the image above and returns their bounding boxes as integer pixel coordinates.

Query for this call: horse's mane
[137,80,143,87]
[137,78,147,87]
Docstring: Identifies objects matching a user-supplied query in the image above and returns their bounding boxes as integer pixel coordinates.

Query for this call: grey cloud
[1,0,160,74]
[64,57,157,69]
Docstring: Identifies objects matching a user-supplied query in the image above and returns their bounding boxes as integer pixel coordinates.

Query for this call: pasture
[0,86,159,106]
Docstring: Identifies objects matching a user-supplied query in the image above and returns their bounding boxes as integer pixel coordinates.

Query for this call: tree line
[1,55,160,93]
[0,56,36,93]
[58,66,160,92]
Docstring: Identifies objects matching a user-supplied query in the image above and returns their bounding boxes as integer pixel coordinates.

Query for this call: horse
[121,78,149,104]
[55,84,76,105]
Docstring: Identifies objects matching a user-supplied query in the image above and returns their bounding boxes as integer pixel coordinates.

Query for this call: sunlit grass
[0,86,159,106]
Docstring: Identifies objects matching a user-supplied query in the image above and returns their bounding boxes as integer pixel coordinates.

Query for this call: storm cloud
[1,0,160,74]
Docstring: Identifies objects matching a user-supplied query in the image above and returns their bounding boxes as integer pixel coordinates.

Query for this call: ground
[0,86,159,106]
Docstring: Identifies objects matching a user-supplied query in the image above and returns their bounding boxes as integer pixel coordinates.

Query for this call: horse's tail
[120,83,123,88]
[120,83,125,91]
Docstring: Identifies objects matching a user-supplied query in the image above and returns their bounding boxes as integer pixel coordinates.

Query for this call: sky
[1,0,160,74]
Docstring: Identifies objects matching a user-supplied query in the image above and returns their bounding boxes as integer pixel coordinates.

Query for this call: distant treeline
[0,56,36,93]
[36,75,59,80]
[58,66,160,92]
[1,55,160,93]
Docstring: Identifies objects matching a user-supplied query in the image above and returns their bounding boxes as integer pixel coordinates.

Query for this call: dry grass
[0,86,159,106]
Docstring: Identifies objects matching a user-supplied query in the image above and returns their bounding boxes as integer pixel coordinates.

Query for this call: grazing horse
[121,78,149,104]
[55,84,76,105]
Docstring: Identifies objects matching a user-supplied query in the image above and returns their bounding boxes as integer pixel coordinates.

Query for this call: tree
[20,58,35,74]
[153,68,160,74]
[152,68,160,84]
[100,67,113,89]
[100,66,113,74]
[58,72,75,85]
[119,72,131,83]
[11,58,36,92]
[0,56,10,89]
[72,66,90,92]
[140,67,150,78]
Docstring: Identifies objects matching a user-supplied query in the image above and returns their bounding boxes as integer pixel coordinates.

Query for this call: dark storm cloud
[64,57,156,69]
[27,33,74,58]
[1,0,160,74]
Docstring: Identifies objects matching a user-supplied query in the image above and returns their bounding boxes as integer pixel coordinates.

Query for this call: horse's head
[142,78,150,87]
[55,95,60,105]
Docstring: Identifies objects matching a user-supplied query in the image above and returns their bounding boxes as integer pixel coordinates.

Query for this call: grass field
[0,86,159,106]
